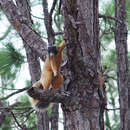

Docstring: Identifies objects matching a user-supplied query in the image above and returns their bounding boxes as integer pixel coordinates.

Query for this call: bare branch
[58,0,62,14]
[31,13,44,20]
[27,86,80,107]
[105,108,120,111]
[15,0,42,82]
[0,106,32,110]
[0,86,31,100]
[42,0,55,45]
[99,28,112,40]
[99,13,122,23]
[10,111,25,130]
[50,0,57,18]
[0,102,28,127]
[27,86,100,110]
[22,110,34,125]
[0,25,12,40]
[55,31,64,36]
[0,0,47,61]
[27,86,101,112]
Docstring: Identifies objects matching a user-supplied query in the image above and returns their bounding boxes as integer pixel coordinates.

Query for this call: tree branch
[0,25,12,40]
[99,13,122,23]
[42,0,55,45]
[55,31,64,36]
[58,0,62,14]
[105,108,120,111]
[0,0,47,61]
[31,13,44,20]
[27,86,100,110]
[10,111,25,130]
[0,106,32,110]
[0,86,31,100]
[27,87,79,107]
[0,102,23,126]
[15,0,42,83]
[50,0,57,18]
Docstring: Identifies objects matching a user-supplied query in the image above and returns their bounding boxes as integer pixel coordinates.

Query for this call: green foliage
[102,47,120,129]
[25,80,31,86]
[102,49,117,70]
[13,95,37,130]
[99,0,115,48]
[0,43,25,87]
[0,113,12,130]
[101,1,115,16]
[54,13,64,32]
[105,111,111,130]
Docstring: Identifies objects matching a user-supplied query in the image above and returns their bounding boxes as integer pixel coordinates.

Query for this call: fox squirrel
[29,41,65,112]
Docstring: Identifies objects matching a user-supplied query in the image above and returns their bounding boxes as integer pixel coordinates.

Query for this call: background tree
[115,0,129,129]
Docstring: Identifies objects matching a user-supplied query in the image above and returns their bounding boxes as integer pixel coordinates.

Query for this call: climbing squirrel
[29,41,65,112]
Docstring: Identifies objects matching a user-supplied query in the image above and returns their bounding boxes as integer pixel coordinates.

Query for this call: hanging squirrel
[29,41,65,112]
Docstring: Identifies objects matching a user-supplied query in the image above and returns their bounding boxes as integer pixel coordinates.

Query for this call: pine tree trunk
[50,104,59,130]
[128,59,130,130]
[16,0,50,130]
[62,0,104,129]
[115,0,129,129]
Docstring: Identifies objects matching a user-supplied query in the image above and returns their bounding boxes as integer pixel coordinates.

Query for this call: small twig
[99,14,122,24]
[50,0,57,18]
[55,31,64,36]
[0,25,12,40]
[10,111,24,129]
[22,110,34,124]
[0,86,31,100]
[0,106,32,110]
[58,0,62,14]
[42,0,55,45]
[104,74,117,81]
[31,13,44,20]
[0,87,23,90]
[100,29,112,40]
[105,108,120,111]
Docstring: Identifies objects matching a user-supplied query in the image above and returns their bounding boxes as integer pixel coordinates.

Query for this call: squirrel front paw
[54,72,58,77]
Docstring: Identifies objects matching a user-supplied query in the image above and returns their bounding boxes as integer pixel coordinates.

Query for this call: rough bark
[15,0,49,130]
[27,87,74,104]
[37,112,49,130]
[16,0,41,83]
[50,104,59,130]
[0,101,6,126]
[128,59,130,130]
[62,0,104,130]
[115,0,129,129]
[28,0,105,129]
[42,0,55,45]
[0,0,47,61]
